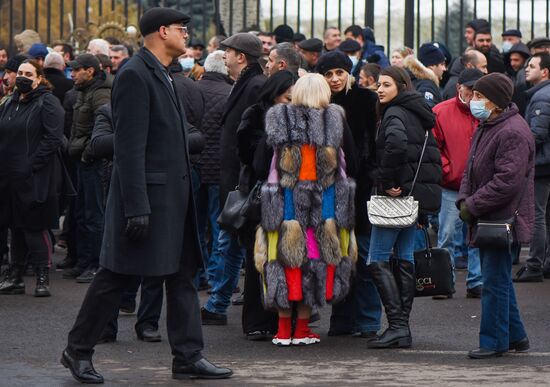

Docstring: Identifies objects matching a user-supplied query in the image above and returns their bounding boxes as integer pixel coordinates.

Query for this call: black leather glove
[125,215,149,241]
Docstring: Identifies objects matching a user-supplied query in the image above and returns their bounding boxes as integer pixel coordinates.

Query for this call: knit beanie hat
[473,73,514,109]
[4,54,28,72]
[316,51,353,74]
[418,43,446,67]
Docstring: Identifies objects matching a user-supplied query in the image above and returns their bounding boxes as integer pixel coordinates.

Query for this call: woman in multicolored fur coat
[254,74,358,346]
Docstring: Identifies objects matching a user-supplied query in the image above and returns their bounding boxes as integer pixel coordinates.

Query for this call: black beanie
[473,73,514,109]
[5,54,28,72]
[273,24,294,43]
[316,51,353,74]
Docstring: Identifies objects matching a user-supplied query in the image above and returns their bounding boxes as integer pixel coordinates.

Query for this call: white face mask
[179,57,195,72]
[502,41,513,54]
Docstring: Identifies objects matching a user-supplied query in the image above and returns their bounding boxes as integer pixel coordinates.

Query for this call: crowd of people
[0,5,549,383]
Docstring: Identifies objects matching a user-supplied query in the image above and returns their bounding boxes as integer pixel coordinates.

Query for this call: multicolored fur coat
[254,103,358,310]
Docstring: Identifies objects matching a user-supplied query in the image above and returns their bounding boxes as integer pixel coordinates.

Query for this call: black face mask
[15,76,34,94]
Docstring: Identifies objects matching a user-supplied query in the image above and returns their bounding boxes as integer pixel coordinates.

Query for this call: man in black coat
[43,52,74,104]
[201,33,267,325]
[61,8,232,384]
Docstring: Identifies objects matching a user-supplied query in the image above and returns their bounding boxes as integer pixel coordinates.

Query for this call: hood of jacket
[404,55,439,86]
[384,91,435,130]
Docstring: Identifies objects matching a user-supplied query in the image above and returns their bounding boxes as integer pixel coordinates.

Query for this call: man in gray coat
[61,8,232,384]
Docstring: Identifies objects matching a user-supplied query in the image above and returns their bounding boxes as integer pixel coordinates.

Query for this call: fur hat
[316,51,353,74]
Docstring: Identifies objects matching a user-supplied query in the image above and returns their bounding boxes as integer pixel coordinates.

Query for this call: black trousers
[242,247,278,334]
[67,263,204,362]
[11,228,51,268]
[102,276,164,337]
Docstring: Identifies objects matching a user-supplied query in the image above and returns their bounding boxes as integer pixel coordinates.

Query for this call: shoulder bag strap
[409,130,429,196]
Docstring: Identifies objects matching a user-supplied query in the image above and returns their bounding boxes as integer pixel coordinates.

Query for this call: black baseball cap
[458,68,484,87]
[67,53,101,73]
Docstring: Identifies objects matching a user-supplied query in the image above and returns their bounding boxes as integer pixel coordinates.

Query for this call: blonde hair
[292,73,331,109]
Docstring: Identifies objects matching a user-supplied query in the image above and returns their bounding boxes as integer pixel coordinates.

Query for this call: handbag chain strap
[409,130,429,197]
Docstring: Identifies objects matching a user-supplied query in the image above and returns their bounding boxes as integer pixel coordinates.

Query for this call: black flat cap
[527,37,550,50]
[139,7,191,37]
[338,39,361,53]
[221,33,263,58]
[4,54,28,72]
[67,53,101,73]
[273,24,294,43]
[298,38,323,53]
[316,51,353,74]
[458,68,484,87]
[502,29,522,38]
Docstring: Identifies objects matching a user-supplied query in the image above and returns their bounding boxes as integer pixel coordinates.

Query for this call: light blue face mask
[469,99,492,120]
[502,40,513,54]
[179,57,195,72]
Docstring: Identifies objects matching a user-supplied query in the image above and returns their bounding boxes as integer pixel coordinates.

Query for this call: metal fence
[1,0,549,57]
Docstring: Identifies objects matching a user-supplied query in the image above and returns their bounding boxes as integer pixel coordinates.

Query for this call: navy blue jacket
[525,80,550,178]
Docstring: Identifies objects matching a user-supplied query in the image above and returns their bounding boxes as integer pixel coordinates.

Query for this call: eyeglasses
[168,25,188,35]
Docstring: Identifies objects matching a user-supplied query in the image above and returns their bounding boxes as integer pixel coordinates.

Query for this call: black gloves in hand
[125,215,149,241]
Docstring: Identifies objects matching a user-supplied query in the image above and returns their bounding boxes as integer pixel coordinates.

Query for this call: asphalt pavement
[1,248,550,386]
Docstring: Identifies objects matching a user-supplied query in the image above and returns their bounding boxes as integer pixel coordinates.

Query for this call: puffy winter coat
[432,95,479,190]
[197,72,233,184]
[68,72,111,161]
[375,91,442,215]
[254,103,357,310]
[458,104,535,244]
[404,56,442,109]
[525,80,550,178]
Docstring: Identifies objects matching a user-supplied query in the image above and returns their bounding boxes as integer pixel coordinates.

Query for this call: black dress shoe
[246,330,271,341]
[200,307,227,325]
[509,337,530,353]
[468,348,505,359]
[172,357,233,380]
[136,328,162,342]
[61,350,104,384]
[513,266,544,282]
[466,285,483,299]
[231,292,244,305]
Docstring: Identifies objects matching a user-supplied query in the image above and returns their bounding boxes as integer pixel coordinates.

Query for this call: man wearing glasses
[61,8,232,384]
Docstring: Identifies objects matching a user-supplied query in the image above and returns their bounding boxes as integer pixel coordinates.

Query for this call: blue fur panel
[283,188,295,220]
[335,177,356,229]
[322,185,336,220]
[293,181,323,228]
[264,260,290,310]
[330,256,353,304]
[301,259,327,308]
[261,183,284,232]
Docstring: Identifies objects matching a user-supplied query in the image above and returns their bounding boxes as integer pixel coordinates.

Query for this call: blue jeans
[75,160,105,270]
[438,188,482,289]
[479,245,527,351]
[329,233,381,333]
[368,224,416,264]
[196,184,223,287]
[354,234,382,332]
[204,229,245,314]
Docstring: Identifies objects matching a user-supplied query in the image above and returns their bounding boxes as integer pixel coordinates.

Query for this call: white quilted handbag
[367,131,428,229]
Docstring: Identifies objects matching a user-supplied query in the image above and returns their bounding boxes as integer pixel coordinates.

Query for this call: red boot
[272,316,292,346]
[292,318,320,345]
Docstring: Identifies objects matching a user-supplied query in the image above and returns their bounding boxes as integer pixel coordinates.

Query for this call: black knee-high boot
[392,259,415,341]
[366,261,411,348]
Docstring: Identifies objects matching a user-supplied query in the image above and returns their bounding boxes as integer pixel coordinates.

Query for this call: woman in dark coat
[367,66,441,349]
[236,70,297,340]
[0,60,68,297]
[315,51,382,339]
[457,73,533,359]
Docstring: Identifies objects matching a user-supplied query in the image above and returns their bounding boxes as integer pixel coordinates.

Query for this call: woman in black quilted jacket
[367,66,441,349]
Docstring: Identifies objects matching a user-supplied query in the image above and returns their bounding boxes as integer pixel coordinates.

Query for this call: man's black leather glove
[125,215,149,241]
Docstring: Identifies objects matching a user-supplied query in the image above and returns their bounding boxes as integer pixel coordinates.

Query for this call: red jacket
[432,96,479,191]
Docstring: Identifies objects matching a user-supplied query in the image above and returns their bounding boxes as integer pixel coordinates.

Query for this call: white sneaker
[272,335,291,346]
[291,334,321,346]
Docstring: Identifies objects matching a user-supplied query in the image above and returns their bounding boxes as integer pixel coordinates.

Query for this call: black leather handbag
[413,228,454,297]
[472,216,516,252]
[217,165,262,235]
